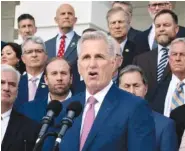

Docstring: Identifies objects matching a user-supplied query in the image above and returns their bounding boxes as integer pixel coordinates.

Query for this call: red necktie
[57,35,66,57]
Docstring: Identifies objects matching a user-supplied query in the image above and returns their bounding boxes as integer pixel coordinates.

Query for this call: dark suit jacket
[170,104,185,147]
[42,84,156,151]
[1,41,6,49]
[121,39,136,68]
[133,49,171,101]
[45,32,80,65]
[149,75,171,114]
[1,109,40,151]
[127,27,141,43]
[153,111,178,151]
[14,73,48,109]
[134,25,185,55]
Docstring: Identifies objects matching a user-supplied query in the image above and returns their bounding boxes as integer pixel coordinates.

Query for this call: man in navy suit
[43,31,156,151]
[119,65,178,151]
[107,7,136,68]
[14,36,48,109]
[1,64,40,151]
[18,57,73,122]
[112,1,141,43]
[134,1,185,55]
[45,4,80,65]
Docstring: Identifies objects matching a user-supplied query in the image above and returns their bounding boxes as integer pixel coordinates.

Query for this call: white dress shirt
[1,109,12,143]
[47,91,72,104]
[157,44,170,66]
[80,81,113,134]
[56,30,75,55]
[148,24,155,50]
[27,72,43,88]
[120,38,127,54]
[164,74,185,117]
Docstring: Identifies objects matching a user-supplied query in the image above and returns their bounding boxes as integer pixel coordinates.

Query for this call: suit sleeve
[128,100,156,151]
[160,120,178,151]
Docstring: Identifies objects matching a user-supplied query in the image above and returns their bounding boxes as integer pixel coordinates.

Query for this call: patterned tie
[171,82,185,111]
[57,35,66,57]
[157,48,168,82]
[80,96,97,151]
[28,77,38,101]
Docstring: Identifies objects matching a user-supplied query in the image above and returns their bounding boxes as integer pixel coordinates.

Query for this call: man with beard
[18,57,73,122]
[133,9,179,101]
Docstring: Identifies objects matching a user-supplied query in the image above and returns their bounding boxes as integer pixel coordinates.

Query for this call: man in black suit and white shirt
[1,64,39,151]
[112,1,141,43]
[134,1,185,55]
[133,9,179,101]
[107,7,136,69]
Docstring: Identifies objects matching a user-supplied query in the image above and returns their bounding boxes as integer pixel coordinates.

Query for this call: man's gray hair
[77,30,117,57]
[106,7,130,23]
[169,37,185,54]
[21,36,46,54]
[112,1,133,14]
[1,64,21,85]
[119,65,148,85]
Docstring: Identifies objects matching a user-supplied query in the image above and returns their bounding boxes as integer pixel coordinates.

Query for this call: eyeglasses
[23,49,45,55]
[148,3,170,9]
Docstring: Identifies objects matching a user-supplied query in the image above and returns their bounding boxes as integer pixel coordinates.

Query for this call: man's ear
[44,75,48,85]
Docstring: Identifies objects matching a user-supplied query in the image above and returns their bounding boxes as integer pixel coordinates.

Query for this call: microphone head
[67,101,83,117]
[47,100,63,117]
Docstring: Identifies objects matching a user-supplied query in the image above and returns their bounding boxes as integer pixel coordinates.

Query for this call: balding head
[55,4,77,34]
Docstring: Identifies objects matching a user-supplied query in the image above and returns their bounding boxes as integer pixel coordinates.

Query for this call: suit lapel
[35,73,48,100]
[82,84,118,151]
[49,36,57,58]
[20,74,29,103]
[1,110,22,151]
[64,32,79,59]
[148,48,158,82]
[160,63,171,82]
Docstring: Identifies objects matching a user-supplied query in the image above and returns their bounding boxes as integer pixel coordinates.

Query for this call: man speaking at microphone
[43,31,156,151]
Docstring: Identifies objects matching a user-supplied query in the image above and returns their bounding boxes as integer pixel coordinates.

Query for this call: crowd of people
[1,1,185,151]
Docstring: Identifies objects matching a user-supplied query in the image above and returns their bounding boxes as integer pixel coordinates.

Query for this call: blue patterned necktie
[157,48,168,82]
[171,82,185,111]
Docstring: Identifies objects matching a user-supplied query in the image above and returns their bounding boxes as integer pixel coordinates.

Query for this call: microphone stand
[33,132,57,151]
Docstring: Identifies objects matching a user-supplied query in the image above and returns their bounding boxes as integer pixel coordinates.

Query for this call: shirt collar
[120,37,127,51]
[57,30,74,41]
[27,72,43,81]
[48,91,72,104]
[158,44,170,53]
[1,109,12,120]
[172,74,185,85]
[85,81,113,105]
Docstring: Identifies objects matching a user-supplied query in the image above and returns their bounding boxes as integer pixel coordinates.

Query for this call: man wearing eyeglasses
[134,1,185,55]
[14,36,48,109]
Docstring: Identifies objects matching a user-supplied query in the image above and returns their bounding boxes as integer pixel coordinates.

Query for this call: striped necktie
[157,48,168,82]
[171,82,185,111]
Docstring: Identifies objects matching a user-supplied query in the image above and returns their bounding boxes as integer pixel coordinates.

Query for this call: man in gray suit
[45,4,80,65]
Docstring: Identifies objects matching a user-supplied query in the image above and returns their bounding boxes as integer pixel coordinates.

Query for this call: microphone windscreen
[67,101,83,117]
[47,100,63,117]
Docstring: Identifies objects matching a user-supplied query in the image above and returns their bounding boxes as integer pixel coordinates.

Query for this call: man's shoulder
[153,111,175,128]
[45,35,58,44]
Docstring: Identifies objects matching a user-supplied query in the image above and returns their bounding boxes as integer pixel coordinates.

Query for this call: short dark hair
[119,65,148,85]
[44,57,72,76]
[154,9,178,24]
[17,14,35,27]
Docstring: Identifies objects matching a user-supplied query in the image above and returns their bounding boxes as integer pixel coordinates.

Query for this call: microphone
[36,100,62,144]
[53,101,82,150]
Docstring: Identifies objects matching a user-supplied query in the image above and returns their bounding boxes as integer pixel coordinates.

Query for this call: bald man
[45,3,80,65]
